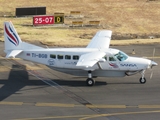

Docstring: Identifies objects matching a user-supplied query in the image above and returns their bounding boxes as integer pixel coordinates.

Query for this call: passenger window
[58,55,63,59]
[65,55,71,60]
[50,54,56,59]
[73,55,79,60]
[109,57,116,61]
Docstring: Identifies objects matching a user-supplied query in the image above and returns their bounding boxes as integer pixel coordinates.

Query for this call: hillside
[0,0,160,46]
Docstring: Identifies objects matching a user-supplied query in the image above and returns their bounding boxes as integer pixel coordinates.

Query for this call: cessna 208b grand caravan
[4,21,158,86]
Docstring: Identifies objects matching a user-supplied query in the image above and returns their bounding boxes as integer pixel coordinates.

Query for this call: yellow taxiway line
[86,104,126,108]
[1,101,160,109]
[14,114,91,120]
[79,110,160,120]
[35,102,75,107]
[0,101,23,105]
[14,110,160,120]
[139,105,160,109]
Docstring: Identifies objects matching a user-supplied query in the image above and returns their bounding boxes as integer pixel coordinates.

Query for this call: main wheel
[86,78,95,86]
[139,77,146,84]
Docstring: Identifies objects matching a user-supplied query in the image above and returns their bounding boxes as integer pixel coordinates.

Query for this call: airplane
[4,21,158,86]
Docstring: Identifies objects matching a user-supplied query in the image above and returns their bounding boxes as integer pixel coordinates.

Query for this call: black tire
[86,78,95,86]
[139,77,146,84]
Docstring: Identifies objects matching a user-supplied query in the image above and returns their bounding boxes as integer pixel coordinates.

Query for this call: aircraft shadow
[52,79,140,87]
[53,79,107,87]
[0,64,140,101]
[0,64,107,101]
[0,64,47,101]
[106,82,140,85]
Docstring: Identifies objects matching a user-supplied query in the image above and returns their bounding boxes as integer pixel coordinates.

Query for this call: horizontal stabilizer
[76,51,106,68]
[6,50,23,58]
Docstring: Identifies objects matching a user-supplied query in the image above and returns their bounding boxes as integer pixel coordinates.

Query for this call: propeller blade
[150,71,153,79]
[149,48,156,79]
[152,48,155,61]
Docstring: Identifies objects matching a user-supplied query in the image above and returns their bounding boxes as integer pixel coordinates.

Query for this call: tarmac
[0,42,160,120]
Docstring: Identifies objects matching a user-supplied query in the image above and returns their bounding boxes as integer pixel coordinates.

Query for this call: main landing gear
[86,71,95,86]
[139,70,146,84]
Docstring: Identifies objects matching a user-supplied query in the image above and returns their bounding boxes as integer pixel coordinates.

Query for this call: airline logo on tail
[5,24,19,46]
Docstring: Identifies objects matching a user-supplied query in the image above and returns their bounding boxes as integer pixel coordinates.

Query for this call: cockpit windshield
[114,51,128,61]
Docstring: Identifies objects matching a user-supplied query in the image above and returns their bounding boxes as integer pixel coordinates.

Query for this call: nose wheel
[140,70,146,84]
[139,77,146,84]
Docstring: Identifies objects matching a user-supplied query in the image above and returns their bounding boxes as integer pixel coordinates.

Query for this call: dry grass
[111,38,160,46]
[0,0,160,46]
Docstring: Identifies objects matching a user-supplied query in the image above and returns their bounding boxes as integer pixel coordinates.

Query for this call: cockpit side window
[114,51,128,61]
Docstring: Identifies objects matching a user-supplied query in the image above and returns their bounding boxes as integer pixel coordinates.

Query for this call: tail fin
[4,21,22,51]
[4,21,43,58]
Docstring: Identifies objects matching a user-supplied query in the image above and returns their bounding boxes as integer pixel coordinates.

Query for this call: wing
[76,51,106,68]
[87,30,112,49]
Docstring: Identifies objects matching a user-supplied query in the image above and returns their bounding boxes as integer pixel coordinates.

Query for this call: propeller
[150,48,156,79]
[152,48,155,62]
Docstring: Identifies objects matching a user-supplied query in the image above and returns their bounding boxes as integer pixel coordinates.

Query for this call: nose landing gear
[139,70,146,84]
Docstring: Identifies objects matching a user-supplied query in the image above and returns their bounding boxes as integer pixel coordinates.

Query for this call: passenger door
[108,56,120,70]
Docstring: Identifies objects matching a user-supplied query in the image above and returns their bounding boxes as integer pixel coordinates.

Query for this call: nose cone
[151,61,158,67]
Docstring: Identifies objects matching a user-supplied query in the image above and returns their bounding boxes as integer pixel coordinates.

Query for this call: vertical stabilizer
[4,21,43,54]
[4,21,22,51]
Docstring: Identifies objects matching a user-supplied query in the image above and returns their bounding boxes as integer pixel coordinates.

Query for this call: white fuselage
[16,47,151,77]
